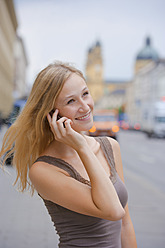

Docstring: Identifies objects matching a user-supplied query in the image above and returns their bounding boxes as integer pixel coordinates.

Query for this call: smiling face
[55,73,94,132]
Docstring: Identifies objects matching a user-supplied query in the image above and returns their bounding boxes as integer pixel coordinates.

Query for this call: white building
[127,60,165,126]
[125,37,165,126]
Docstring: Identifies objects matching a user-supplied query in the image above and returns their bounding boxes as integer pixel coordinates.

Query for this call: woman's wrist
[76,142,91,156]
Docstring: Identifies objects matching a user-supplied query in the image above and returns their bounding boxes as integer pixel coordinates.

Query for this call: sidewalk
[0,126,59,248]
[0,166,59,248]
[124,167,165,248]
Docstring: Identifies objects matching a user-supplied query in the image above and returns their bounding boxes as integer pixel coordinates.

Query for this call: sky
[14,0,165,86]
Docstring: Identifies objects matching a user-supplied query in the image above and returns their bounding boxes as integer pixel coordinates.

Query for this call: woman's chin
[71,119,93,132]
[75,125,93,133]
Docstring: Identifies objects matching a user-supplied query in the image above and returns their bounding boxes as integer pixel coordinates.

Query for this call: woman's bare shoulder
[106,137,120,151]
[28,156,111,220]
[29,159,69,187]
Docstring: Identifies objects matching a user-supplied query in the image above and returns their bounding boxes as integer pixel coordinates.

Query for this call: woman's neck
[43,134,100,159]
[46,139,77,158]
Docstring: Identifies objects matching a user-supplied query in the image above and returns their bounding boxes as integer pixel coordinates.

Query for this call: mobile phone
[49,109,55,118]
[49,109,65,127]
[49,109,60,119]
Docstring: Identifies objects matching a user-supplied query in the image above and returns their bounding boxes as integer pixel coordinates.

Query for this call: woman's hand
[47,109,87,151]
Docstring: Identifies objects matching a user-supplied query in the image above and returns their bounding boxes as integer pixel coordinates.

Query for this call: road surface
[0,126,165,247]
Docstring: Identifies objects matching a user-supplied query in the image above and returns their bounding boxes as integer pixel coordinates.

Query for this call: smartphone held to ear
[49,109,65,127]
[49,109,55,118]
[49,109,60,119]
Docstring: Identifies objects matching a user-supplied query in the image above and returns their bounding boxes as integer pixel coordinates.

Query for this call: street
[118,130,165,248]
[0,126,165,248]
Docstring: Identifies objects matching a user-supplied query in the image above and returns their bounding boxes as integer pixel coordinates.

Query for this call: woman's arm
[29,145,124,221]
[108,137,137,248]
[121,204,137,248]
[76,144,125,220]
[29,111,125,221]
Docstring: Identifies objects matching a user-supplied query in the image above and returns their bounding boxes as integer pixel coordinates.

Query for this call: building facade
[134,36,159,73]
[126,36,165,127]
[85,36,164,124]
[131,61,165,124]
[85,41,104,103]
[0,0,17,118]
[96,80,130,110]
[85,41,130,110]
[13,35,28,100]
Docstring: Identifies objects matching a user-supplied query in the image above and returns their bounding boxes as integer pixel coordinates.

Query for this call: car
[5,152,13,165]
[7,99,26,127]
[120,120,130,130]
[129,121,141,131]
[88,109,119,139]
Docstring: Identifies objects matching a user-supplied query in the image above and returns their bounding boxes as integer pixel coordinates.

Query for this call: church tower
[85,41,104,102]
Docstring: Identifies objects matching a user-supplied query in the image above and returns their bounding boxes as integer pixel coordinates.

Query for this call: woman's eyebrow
[64,86,88,101]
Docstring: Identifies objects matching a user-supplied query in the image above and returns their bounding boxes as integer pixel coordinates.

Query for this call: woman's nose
[79,100,90,112]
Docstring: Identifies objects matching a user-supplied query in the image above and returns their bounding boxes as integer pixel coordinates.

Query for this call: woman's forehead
[61,74,86,93]
[55,74,87,104]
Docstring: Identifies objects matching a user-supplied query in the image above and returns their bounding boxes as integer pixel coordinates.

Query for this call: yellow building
[0,0,18,119]
[85,41,104,103]
[85,41,129,110]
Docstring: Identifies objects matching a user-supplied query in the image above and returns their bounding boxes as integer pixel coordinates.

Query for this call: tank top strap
[35,156,78,179]
[35,136,117,185]
[95,136,117,183]
[34,156,91,186]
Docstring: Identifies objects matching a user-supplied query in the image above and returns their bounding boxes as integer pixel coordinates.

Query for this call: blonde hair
[0,61,85,194]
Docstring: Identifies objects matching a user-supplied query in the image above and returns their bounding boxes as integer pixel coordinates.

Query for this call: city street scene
[1,128,165,248]
[0,0,165,248]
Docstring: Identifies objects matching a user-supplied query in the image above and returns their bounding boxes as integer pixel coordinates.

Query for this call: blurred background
[0,0,165,247]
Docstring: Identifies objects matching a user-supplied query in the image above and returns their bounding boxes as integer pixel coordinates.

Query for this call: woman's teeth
[77,112,90,120]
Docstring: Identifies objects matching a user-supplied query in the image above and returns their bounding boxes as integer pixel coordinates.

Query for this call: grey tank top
[35,137,128,248]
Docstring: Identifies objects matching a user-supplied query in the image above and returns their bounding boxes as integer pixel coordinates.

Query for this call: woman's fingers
[64,119,73,131]
[47,109,58,125]
[47,109,60,139]
[51,109,59,122]
[47,112,52,124]
[47,109,73,140]
[56,117,68,136]
[47,111,85,149]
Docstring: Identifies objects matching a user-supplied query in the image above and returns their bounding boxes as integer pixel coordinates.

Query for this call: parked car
[88,109,119,139]
[128,121,141,131]
[7,99,26,127]
[5,150,14,166]
[120,120,130,130]
[4,99,26,165]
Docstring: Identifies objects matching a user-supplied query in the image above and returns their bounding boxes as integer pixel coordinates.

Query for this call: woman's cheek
[62,107,75,119]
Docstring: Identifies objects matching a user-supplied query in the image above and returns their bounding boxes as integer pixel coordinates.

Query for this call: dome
[136,37,159,60]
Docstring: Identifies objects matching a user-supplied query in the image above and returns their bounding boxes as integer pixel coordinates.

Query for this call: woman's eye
[83,91,89,96]
[67,99,74,104]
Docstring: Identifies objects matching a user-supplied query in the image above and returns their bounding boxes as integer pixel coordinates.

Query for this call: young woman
[0,62,137,247]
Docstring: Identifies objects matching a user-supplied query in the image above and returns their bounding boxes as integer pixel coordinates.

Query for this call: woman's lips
[76,111,91,120]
